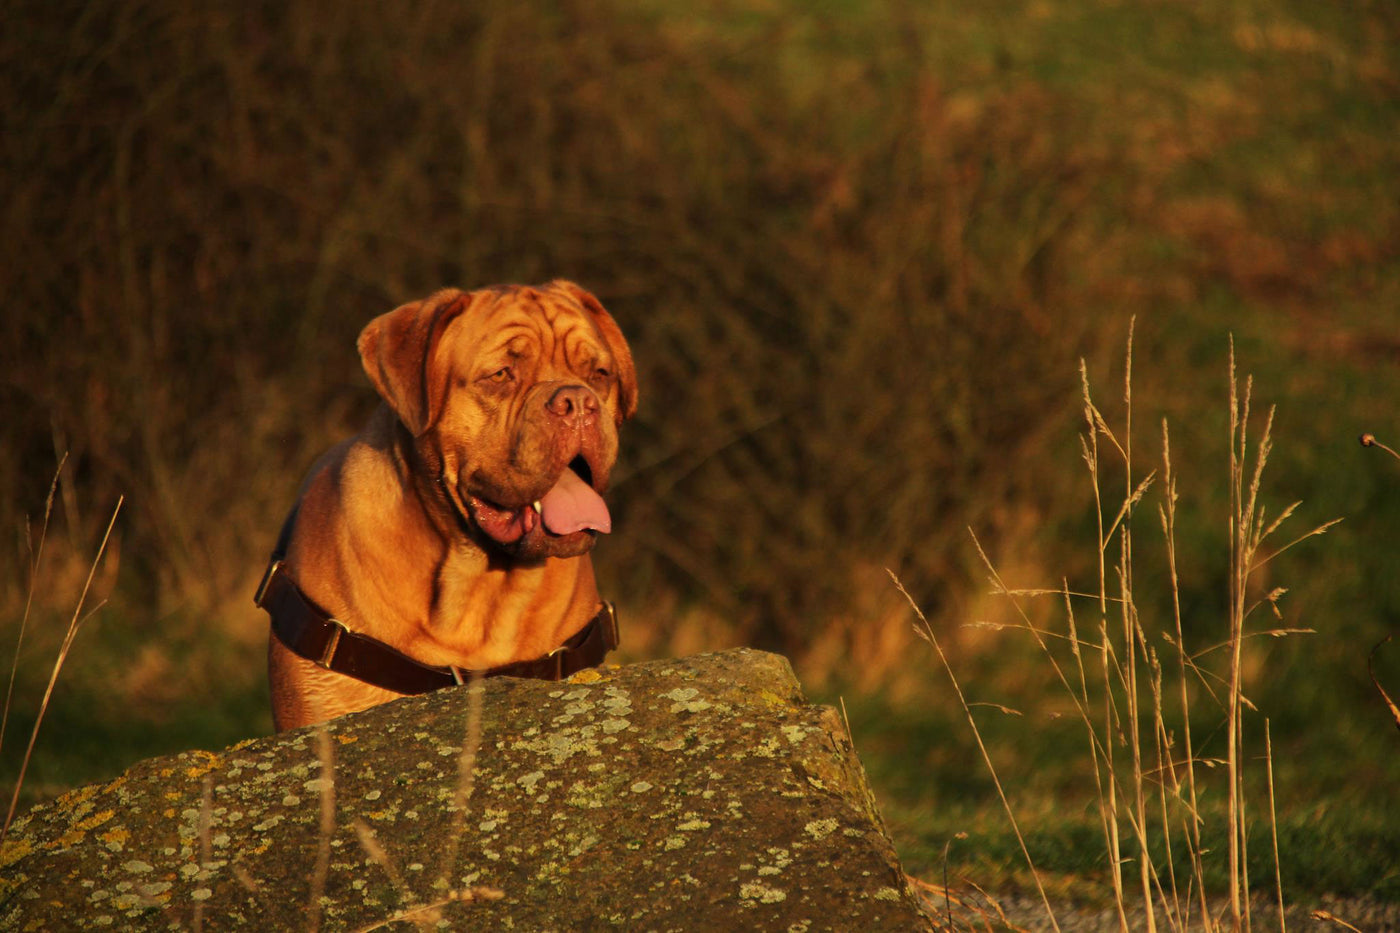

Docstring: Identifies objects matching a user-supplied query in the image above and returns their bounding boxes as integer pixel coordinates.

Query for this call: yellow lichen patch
[183,750,223,779]
[75,809,115,833]
[568,668,607,685]
[0,837,34,870]
[53,783,100,813]
[335,733,358,745]
[54,828,87,850]
[757,690,794,709]
[100,827,130,851]
[163,808,176,819]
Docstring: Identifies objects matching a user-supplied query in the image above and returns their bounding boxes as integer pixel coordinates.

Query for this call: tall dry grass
[899,332,1339,930]
[0,459,122,845]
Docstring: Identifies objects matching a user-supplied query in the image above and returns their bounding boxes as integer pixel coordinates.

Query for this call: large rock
[0,649,931,930]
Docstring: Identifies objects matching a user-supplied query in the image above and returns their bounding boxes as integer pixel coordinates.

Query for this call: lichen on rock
[0,648,931,930]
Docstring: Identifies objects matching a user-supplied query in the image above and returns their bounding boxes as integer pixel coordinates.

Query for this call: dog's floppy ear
[358,290,470,436]
[554,281,638,422]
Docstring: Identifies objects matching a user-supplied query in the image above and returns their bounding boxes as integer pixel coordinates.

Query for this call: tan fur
[268,281,636,730]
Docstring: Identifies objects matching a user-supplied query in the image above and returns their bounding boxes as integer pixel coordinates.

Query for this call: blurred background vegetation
[3,0,1398,906]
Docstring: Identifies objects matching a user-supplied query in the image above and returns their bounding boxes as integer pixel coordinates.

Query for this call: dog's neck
[333,406,601,668]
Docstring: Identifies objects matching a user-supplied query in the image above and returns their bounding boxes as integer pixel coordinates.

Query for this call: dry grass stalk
[307,726,336,932]
[1226,341,1264,932]
[1099,619,1129,933]
[353,819,436,932]
[1266,720,1285,933]
[1,493,122,844]
[975,534,1133,929]
[1148,649,1182,929]
[1124,593,1157,933]
[1368,636,1400,734]
[890,570,1062,933]
[349,886,506,933]
[1080,365,1131,932]
[1221,341,1336,933]
[1078,341,1177,930]
[1065,588,1127,931]
[1226,344,1247,929]
[228,859,285,927]
[904,872,1024,933]
[1156,418,1211,927]
[434,670,485,890]
[0,455,65,764]
[194,774,213,933]
[1308,909,1364,932]
[347,673,499,932]
[973,520,1159,933]
[962,876,1026,932]
[1080,360,1109,617]
[1119,321,1160,933]
[350,807,505,933]
[232,863,260,894]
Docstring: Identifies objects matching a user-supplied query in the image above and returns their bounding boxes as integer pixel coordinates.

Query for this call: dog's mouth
[465,455,611,548]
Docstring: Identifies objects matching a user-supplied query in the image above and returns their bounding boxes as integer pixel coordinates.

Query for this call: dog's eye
[589,367,611,386]
[484,367,513,384]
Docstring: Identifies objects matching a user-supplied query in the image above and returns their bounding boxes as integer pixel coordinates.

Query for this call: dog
[258,281,637,730]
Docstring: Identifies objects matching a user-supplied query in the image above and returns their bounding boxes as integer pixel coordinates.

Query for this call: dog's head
[358,281,637,560]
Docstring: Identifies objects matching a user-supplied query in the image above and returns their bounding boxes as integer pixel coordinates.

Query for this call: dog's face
[358,281,637,561]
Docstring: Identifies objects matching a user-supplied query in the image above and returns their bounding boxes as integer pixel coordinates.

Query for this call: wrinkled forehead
[449,285,605,363]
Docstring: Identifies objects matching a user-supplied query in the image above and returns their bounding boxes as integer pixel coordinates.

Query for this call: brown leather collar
[254,529,619,694]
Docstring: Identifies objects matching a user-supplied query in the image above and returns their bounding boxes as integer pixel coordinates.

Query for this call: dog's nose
[545,384,598,422]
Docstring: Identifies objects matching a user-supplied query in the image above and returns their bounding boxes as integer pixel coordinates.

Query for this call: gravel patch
[922,890,1400,932]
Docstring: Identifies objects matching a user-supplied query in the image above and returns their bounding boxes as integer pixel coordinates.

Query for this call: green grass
[0,604,270,811]
[837,680,1400,904]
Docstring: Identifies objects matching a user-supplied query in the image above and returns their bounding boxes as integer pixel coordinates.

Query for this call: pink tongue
[539,467,611,535]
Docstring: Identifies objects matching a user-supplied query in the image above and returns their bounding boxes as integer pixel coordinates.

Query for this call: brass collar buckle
[318,618,350,670]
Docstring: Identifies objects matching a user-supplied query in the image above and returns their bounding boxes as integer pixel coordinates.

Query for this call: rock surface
[0,648,932,930]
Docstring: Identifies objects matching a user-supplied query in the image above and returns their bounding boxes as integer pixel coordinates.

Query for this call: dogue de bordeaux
[257,281,637,731]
